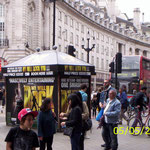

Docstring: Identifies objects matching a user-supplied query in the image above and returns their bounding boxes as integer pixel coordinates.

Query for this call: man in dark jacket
[133,86,148,126]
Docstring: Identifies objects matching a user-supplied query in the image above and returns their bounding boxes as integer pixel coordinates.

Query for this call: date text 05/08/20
[113,127,150,135]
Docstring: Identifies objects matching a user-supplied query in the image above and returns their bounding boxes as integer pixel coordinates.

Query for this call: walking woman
[37,98,56,150]
[61,93,82,150]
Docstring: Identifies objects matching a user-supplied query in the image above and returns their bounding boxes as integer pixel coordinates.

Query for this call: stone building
[0,0,150,89]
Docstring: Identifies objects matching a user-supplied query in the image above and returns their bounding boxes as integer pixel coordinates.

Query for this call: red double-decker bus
[111,55,150,94]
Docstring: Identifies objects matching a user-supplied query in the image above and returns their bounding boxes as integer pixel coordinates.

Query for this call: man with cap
[5,108,39,150]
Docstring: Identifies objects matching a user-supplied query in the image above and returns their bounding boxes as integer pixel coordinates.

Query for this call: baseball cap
[18,108,38,121]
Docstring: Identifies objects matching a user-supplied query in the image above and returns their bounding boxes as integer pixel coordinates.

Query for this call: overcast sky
[117,0,150,22]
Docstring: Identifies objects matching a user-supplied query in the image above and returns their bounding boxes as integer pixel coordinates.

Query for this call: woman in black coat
[37,98,56,150]
[61,93,82,150]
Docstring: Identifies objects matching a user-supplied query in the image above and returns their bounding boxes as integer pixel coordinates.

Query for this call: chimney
[133,8,141,30]
[142,12,144,23]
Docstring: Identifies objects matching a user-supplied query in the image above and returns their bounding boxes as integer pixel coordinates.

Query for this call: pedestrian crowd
[4,81,150,150]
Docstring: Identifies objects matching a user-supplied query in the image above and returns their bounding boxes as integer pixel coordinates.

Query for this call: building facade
[0,0,150,90]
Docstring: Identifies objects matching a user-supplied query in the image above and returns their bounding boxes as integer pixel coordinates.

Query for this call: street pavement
[0,110,150,150]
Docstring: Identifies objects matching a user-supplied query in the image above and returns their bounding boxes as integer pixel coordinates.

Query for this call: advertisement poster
[6,77,57,125]
[60,76,90,112]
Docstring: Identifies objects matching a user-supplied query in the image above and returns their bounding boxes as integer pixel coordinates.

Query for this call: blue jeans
[71,132,81,150]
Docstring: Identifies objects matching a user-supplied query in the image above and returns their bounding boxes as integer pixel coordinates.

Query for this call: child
[5,108,39,150]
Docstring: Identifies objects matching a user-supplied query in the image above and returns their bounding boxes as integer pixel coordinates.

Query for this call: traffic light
[109,62,114,73]
[68,45,76,57]
[116,52,122,73]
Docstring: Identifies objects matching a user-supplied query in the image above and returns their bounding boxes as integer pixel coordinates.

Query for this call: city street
[0,111,150,150]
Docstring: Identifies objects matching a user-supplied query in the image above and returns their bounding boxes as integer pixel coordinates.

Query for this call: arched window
[129,48,132,55]
[143,50,147,57]
[135,48,139,55]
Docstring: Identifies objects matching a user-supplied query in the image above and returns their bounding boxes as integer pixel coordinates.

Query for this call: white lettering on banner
[61,78,89,89]
[64,72,91,76]
[16,73,24,76]
[7,67,22,73]
[8,73,16,76]
[46,71,53,75]
[28,78,55,83]
[9,77,55,83]
[69,82,81,88]
[79,72,91,75]
[31,72,39,76]
[39,72,45,75]
[25,72,30,76]
[9,78,27,83]
[61,83,68,88]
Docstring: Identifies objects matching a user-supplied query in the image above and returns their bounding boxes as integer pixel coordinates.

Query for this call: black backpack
[129,96,136,107]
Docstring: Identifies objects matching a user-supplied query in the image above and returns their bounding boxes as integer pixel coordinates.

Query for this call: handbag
[97,115,105,129]
[63,127,73,137]
[83,118,92,131]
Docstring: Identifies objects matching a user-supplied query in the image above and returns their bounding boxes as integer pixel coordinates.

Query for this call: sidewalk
[0,112,150,150]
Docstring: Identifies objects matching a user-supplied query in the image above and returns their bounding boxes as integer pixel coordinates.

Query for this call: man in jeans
[102,89,121,150]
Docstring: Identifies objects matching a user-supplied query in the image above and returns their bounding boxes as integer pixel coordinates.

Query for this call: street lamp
[81,31,95,63]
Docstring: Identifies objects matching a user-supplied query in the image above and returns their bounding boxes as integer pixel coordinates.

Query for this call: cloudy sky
[117,0,150,22]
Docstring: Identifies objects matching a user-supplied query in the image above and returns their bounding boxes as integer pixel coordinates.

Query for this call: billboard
[60,76,90,112]
[6,77,57,125]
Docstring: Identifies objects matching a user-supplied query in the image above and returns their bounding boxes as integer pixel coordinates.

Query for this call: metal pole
[87,51,89,63]
[53,0,56,47]
[115,61,118,90]
[87,38,90,63]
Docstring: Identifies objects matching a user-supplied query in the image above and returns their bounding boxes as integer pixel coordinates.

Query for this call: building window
[101,45,104,54]
[76,35,79,46]
[64,15,68,24]
[97,32,99,40]
[96,44,99,53]
[106,47,109,56]
[135,49,139,55]
[101,34,104,41]
[76,22,79,30]
[58,45,61,52]
[96,57,99,68]
[92,30,94,37]
[64,46,67,53]
[91,56,94,65]
[70,32,73,44]
[76,51,78,58]
[81,25,84,33]
[63,29,67,41]
[143,50,147,57]
[70,18,73,27]
[0,4,4,17]
[106,36,109,43]
[101,59,104,69]
[58,26,61,38]
[111,49,114,57]
[106,60,109,70]
[58,11,62,21]
[81,52,84,60]
[0,22,4,32]
[129,48,132,55]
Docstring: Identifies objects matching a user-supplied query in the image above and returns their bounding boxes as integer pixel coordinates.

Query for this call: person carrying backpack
[132,86,148,127]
